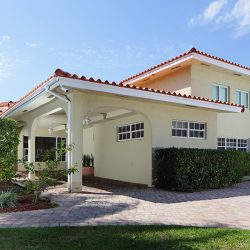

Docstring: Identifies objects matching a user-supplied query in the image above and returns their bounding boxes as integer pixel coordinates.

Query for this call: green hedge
[0,118,19,182]
[152,148,250,192]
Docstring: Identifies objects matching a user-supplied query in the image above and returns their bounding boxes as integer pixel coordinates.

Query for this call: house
[0,47,248,192]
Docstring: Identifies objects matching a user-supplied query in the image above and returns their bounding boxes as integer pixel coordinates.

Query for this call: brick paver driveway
[0,181,249,229]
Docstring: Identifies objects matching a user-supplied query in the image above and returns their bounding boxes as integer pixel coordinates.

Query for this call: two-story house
[0,48,248,192]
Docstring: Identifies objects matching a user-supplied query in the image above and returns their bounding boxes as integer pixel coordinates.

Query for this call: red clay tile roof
[121,47,250,84]
[0,101,15,113]
[0,76,54,116]
[0,60,245,116]
[54,69,244,112]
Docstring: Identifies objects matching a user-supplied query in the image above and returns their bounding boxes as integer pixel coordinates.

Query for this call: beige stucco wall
[191,64,250,139]
[135,66,191,95]
[83,127,94,155]
[93,114,151,185]
[15,90,218,186]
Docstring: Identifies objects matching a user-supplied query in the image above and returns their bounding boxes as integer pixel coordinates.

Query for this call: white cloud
[0,53,12,80]
[189,0,250,37]
[189,0,227,26]
[2,35,11,43]
[0,35,11,46]
[203,0,228,21]
[25,42,38,48]
[225,0,250,36]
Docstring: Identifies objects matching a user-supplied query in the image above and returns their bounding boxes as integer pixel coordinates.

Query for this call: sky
[0,0,250,101]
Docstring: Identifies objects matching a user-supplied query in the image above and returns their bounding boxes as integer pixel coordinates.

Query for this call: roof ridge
[121,47,250,84]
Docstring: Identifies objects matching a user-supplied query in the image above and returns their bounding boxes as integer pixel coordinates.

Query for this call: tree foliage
[0,118,19,182]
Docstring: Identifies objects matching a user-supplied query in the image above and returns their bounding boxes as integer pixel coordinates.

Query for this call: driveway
[0,180,249,229]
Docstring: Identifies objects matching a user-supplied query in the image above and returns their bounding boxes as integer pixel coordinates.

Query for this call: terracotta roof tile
[1,64,245,116]
[54,69,244,112]
[121,47,250,84]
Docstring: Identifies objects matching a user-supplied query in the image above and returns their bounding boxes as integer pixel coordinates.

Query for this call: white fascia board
[59,77,242,113]
[1,77,59,118]
[193,54,250,76]
[124,53,250,86]
[124,54,194,85]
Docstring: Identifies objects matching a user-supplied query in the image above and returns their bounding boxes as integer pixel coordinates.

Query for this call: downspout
[45,87,72,192]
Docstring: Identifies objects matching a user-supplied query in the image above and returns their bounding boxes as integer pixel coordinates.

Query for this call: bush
[153,148,250,192]
[0,189,18,208]
[0,118,19,182]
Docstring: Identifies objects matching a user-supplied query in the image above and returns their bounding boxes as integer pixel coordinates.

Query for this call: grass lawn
[0,226,249,249]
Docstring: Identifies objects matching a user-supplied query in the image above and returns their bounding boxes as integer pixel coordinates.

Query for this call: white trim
[1,75,243,119]
[58,77,242,113]
[1,77,60,118]
[123,53,250,86]
[194,54,250,77]
[123,54,194,85]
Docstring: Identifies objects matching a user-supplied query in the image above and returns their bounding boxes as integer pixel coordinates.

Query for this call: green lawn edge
[0,225,249,250]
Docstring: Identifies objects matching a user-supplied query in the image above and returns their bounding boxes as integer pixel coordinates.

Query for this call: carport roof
[0,67,244,117]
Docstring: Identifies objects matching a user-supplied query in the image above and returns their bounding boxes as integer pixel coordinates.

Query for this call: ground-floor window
[117,122,144,141]
[172,120,206,139]
[23,136,29,161]
[217,138,248,151]
[34,137,66,162]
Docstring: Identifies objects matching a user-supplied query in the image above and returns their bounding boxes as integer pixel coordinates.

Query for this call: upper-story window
[235,90,249,108]
[212,84,228,102]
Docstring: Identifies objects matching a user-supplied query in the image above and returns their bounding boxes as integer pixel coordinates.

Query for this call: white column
[27,120,37,180]
[68,93,84,192]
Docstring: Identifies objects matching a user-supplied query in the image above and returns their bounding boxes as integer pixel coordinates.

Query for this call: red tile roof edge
[54,69,244,112]
[0,75,55,115]
[0,67,244,116]
[121,47,250,84]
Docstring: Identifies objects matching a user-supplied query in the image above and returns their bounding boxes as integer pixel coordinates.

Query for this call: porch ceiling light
[84,115,91,126]
[48,126,53,135]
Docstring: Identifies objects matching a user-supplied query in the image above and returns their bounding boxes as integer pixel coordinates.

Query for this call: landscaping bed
[0,182,56,213]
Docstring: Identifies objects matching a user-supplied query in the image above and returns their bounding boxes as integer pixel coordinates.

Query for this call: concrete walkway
[0,181,249,229]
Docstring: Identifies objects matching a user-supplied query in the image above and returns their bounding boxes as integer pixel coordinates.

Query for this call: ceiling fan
[99,112,115,121]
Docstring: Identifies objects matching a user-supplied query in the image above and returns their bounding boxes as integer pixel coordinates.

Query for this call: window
[117,122,144,141]
[172,120,188,137]
[217,138,248,151]
[212,84,228,102]
[236,90,249,108]
[172,120,206,139]
[23,136,29,161]
[35,137,66,162]
[57,137,66,161]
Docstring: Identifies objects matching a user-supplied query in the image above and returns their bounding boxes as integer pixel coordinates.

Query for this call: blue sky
[0,0,250,101]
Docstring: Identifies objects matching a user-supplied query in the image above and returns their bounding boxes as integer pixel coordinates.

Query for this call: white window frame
[212,84,229,102]
[235,89,249,108]
[117,122,144,142]
[217,137,248,151]
[35,136,67,162]
[23,136,29,161]
[172,120,206,139]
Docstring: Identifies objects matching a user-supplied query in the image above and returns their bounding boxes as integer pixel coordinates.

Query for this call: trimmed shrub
[0,118,19,182]
[153,148,250,192]
[0,189,18,208]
